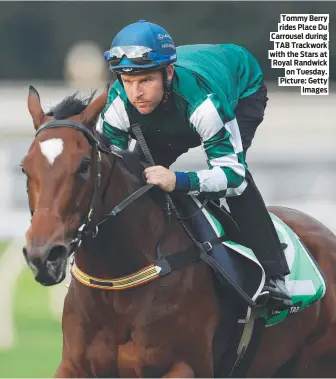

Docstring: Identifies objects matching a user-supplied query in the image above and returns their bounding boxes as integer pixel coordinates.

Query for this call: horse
[21,85,336,377]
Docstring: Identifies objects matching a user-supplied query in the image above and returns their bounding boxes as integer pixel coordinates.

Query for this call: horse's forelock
[46,91,96,120]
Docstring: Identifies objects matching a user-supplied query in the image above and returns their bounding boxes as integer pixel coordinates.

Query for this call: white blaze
[39,138,64,165]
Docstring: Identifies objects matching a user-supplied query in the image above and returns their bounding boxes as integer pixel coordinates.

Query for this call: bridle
[35,119,154,254]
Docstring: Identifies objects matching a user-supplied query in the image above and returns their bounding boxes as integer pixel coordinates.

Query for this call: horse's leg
[162,362,195,378]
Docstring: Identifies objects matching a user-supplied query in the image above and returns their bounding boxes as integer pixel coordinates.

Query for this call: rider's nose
[133,84,143,98]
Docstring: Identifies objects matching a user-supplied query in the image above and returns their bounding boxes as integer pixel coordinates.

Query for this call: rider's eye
[78,159,91,175]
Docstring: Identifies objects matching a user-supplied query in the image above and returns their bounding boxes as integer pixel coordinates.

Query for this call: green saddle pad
[262,213,326,326]
[205,207,327,326]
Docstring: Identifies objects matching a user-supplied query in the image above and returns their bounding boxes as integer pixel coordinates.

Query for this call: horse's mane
[46,91,96,119]
[45,90,114,151]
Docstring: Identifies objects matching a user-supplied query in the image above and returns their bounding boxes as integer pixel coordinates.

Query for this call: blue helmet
[104,20,177,74]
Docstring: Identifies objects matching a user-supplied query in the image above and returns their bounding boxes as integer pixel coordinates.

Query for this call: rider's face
[120,65,174,115]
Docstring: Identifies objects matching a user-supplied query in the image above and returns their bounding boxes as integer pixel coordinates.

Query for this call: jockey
[99,20,292,307]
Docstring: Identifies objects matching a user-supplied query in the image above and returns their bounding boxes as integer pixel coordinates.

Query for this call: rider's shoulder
[172,66,209,108]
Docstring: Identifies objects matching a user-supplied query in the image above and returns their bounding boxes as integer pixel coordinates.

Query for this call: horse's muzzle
[23,243,69,286]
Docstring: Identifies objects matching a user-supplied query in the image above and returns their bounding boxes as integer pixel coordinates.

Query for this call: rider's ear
[28,85,45,130]
[80,84,109,128]
[166,64,175,82]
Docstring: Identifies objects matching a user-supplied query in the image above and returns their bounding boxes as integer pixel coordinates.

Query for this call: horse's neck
[77,158,167,277]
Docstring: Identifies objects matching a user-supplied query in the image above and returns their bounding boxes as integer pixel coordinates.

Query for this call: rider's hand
[144,166,176,192]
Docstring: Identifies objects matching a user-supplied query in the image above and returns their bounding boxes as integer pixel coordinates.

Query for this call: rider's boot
[263,274,292,309]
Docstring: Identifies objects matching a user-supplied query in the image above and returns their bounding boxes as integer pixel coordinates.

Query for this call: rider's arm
[96,87,130,150]
[175,94,247,198]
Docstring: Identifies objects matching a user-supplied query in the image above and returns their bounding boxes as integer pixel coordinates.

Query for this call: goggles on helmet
[104,45,174,68]
[105,46,154,66]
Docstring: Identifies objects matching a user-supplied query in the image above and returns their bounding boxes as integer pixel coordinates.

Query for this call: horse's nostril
[47,244,68,262]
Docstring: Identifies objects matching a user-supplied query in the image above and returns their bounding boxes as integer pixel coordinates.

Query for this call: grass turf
[0,267,62,377]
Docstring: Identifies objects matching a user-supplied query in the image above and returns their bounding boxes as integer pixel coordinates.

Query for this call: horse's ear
[28,85,45,130]
[80,84,109,128]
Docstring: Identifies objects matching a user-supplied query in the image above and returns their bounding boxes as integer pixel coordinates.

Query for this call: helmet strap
[161,67,172,105]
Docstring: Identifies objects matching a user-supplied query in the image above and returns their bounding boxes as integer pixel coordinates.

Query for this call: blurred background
[0,1,335,377]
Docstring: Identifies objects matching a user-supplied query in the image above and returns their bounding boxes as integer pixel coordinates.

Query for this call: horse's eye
[78,160,91,175]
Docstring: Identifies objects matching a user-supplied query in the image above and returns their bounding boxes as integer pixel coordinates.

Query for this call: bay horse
[22,85,336,377]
